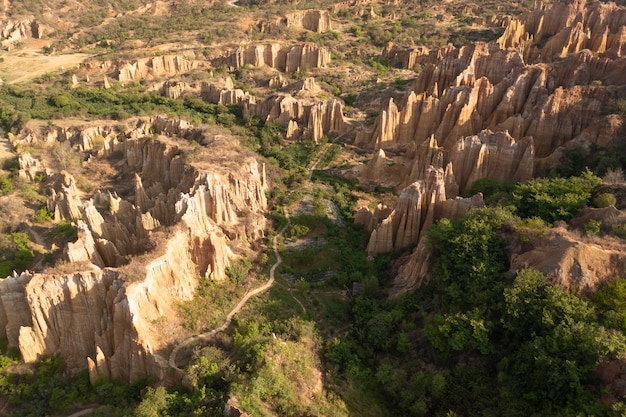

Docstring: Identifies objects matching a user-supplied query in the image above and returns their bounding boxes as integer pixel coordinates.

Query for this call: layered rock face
[213,43,330,73]
[81,55,202,84]
[1,118,268,384]
[359,130,534,196]
[285,10,331,32]
[199,76,345,142]
[498,0,626,61]
[357,0,626,190]
[1,19,43,49]
[362,167,484,256]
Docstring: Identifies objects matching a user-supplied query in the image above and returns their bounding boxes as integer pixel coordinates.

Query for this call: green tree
[512,170,601,223]
[134,387,169,417]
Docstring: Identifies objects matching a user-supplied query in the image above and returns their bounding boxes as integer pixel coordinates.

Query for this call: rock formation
[196,76,345,142]
[498,0,626,61]
[358,130,534,196]
[0,118,268,384]
[509,226,626,293]
[381,42,431,70]
[364,167,446,255]
[82,55,202,83]
[213,43,331,73]
[0,19,43,49]
[285,10,331,32]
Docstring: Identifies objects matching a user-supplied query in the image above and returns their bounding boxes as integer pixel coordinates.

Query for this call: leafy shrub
[466,177,514,205]
[34,206,54,223]
[583,219,602,236]
[516,217,550,243]
[593,278,626,332]
[426,207,514,305]
[2,157,19,171]
[225,259,252,284]
[0,174,13,194]
[594,192,617,208]
[287,223,310,239]
[612,223,626,239]
[512,170,601,223]
[0,232,34,276]
[21,185,45,204]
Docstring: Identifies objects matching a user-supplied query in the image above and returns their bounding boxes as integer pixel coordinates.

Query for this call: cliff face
[285,10,331,32]
[2,118,268,384]
[0,19,43,49]
[80,55,202,84]
[357,47,625,158]
[357,0,626,188]
[363,167,484,256]
[498,0,626,61]
[199,76,345,142]
[212,43,330,73]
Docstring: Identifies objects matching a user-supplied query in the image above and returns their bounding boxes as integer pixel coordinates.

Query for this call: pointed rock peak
[224,77,234,90]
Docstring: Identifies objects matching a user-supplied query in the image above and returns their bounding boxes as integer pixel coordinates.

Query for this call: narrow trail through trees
[168,210,290,369]
[169,139,335,369]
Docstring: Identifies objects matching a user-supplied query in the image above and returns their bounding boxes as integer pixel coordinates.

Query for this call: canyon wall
[1,118,268,383]
[285,10,331,32]
[198,76,345,142]
[0,18,44,49]
[212,43,330,73]
[80,54,203,84]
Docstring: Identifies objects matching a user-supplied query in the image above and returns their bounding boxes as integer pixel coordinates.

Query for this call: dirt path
[307,132,348,181]
[168,209,290,369]
[64,408,96,417]
[308,143,331,181]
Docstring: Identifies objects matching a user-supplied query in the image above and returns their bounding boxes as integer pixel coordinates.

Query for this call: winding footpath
[168,210,290,369]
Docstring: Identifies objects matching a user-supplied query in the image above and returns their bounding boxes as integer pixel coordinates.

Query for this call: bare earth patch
[0,39,93,84]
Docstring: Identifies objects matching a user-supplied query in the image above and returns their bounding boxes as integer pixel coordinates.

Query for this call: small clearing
[0,39,93,84]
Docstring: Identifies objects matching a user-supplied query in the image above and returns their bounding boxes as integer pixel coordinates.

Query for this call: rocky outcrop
[357,45,626,174]
[381,42,431,70]
[244,94,344,142]
[0,119,268,384]
[446,130,534,194]
[358,130,535,196]
[358,0,626,176]
[201,77,251,106]
[497,0,626,61]
[509,226,626,293]
[213,43,330,73]
[388,192,485,296]
[17,152,48,182]
[196,76,345,142]
[285,10,331,32]
[82,55,202,83]
[1,19,43,49]
[365,167,447,255]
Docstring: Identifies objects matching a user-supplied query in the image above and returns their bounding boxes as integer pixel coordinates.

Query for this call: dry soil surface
[0,39,92,84]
